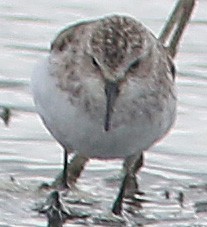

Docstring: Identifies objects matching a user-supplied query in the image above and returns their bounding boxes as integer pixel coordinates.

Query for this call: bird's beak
[104,80,119,131]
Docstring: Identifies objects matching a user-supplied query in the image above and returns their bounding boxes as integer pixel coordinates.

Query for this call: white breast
[31,56,176,159]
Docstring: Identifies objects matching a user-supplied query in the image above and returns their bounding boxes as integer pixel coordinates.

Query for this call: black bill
[104,81,119,131]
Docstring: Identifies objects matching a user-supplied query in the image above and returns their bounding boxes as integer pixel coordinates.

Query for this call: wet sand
[0,0,207,226]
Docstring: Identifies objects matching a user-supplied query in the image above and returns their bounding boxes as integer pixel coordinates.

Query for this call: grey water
[0,0,207,226]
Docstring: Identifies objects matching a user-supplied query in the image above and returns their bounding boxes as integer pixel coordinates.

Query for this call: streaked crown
[90,15,147,71]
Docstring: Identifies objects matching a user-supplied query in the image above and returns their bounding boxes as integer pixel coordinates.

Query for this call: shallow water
[0,0,207,226]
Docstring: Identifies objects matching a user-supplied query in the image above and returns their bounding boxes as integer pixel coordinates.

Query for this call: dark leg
[112,173,129,215]
[112,153,143,215]
[62,149,69,188]
[123,153,143,174]
[66,153,89,185]
[126,153,144,197]
[132,153,143,175]
[52,152,88,189]
[62,149,88,189]
[39,150,70,190]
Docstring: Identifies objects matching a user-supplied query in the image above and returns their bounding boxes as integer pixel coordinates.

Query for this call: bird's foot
[34,190,90,226]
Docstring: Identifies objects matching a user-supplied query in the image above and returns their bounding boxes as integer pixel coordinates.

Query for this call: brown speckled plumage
[31,1,195,214]
[91,16,145,69]
[47,15,176,128]
[33,14,176,158]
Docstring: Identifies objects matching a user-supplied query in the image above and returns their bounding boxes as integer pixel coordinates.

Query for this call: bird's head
[87,15,151,131]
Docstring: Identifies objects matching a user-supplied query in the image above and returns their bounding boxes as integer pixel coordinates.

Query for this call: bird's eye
[91,57,99,68]
[128,59,140,72]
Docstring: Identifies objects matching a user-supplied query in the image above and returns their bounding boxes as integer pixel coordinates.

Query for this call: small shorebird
[31,0,195,215]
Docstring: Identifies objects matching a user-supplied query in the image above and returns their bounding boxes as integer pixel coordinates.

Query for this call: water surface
[0,0,207,226]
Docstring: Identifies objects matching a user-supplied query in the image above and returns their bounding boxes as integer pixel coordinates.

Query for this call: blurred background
[0,0,207,226]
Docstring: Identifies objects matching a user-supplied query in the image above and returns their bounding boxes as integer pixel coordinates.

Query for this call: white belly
[31,57,176,159]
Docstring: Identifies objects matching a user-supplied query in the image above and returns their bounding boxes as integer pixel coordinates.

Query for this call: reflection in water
[0,0,207,226]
